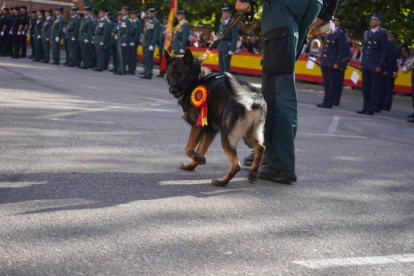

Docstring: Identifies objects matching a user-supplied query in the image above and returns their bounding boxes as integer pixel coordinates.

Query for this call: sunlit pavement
[1,56,413,276]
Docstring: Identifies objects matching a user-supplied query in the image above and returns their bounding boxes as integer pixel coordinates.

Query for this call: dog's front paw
[211,179,228,187]
[248,171,257,184]
[194,155,206,165]
[180,162,198,171]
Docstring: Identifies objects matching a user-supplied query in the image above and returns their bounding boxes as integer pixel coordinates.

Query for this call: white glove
[228,51,234,56]
[46,38,50,41]
[9,30,12,34]
[179,49,184,54]
[84,39,89,43]
[22,31,25,35]
[17,31,21,35]
[149,45,154,51]
[71,37,76,41]
[92,36,95,40]
[0,32,4,36]
[55,37,59,42]
[26,30,30,36]
[37,35,41,39]
[122,43,127,47]
[130,42,134,46]
[100,42,104,46]
[114,35,118,40]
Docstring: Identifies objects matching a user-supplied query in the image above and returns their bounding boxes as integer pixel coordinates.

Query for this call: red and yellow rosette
[191,85,209,127]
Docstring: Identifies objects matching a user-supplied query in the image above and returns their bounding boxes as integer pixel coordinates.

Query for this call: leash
[200,1,258,61]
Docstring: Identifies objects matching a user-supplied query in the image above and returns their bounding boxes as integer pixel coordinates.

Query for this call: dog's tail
[224,72,258,111]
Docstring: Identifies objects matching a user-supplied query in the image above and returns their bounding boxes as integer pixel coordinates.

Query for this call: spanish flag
[160,0,178,73]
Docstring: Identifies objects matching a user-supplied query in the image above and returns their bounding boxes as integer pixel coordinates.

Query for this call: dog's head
[164,48,202,99]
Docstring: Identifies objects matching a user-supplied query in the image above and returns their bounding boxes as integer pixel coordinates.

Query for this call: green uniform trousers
[52,39,60,64]
[34,37,43,61]
[127,45,138,73]
[42,39,50,62]
[80,41,92,68]
[219,51,232,73]
[261,0,322,172]
[143,46,155,77]
[95,43,105,70]
[117,45,127,74]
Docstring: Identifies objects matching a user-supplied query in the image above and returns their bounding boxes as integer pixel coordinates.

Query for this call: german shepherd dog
[164,49,267,187]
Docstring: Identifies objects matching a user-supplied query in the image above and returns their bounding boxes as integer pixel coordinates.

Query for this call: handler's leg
[259,0,322,181]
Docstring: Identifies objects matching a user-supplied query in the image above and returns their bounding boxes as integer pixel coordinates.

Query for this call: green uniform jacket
[34,16,44,37]
[142,17,160,47]
[65,15,80,40]
[159,24,166,43]
[117,16,131,45]
[217,19,238,52]
[171,20,190,52]
[110,22,118,46]
[94,18,110,45]
[41,16,53,40]
[130,19,142,45]
[78,15,94,42]
[51,15,64,39]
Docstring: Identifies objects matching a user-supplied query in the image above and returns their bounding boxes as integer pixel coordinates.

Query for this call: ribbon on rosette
[191,85,209,127]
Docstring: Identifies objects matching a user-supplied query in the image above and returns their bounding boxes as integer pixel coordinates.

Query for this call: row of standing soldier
[1,6,239,80]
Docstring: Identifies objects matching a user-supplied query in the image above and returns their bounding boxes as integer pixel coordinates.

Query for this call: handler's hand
[383,71,388,76]
[311,18,328,37]
[236,1,251,13]
[375,67,382,73]
[333,63,339,69]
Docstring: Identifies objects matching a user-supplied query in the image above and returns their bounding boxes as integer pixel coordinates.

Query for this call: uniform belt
[144,36,153,40]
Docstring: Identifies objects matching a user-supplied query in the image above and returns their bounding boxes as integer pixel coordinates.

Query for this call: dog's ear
[183,48,194,65]
[164,49,173,66]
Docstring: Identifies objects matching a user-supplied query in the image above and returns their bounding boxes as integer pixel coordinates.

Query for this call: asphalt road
[1,56,414,276]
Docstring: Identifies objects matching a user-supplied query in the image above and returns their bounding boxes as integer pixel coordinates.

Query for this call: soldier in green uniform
[171,10,190,55]
[156,16,168,78]
[93,9,111,72]
[126,10,142,75]
[65,7,80,67]
[41,9,52,63]
[237,0,339,183]
[90,11,99,69]
[140,8,160,79]
[78,7,94,69]
[50,7,64,65]
[217,7,238,74]
[33,9,44,62]
[114,6,131,75]
[109,12,121,72]
[103,11,113,70]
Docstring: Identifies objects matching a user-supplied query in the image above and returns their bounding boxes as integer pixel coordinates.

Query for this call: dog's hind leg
[244,121,266,183]
[180,131,217,171]
[211,134,241,187]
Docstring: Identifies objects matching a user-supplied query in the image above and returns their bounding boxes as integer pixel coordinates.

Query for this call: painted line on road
[159,177,246,185]
[47,118,115,124]
[146,97,174,104]
[77,85,102,90]
[293,253,414,269]
[304,133,368,139]
[34,106,123,119]
[327,116,340,134]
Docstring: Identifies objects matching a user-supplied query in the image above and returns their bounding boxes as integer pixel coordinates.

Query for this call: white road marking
[146,97,173,104]
[159,177,246,185]
[26,75,47,80]
[48,118,115,124]
[77,85,101,90]
[327,115,340,134]
[293,253,414,269]
[303,133,368,139]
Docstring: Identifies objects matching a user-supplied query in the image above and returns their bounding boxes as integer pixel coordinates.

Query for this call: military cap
[71,7,79,11]
[83,7,92,11]
[39,9,45,13]
[221,7,232,12]
[15,7,21,11]
[20,6,27,9]
[390,31,397,38]
[93,11,99,15]
[332,14,341,20]
[130,10,138,14]
[148,8,157,12]
[163,15,169,19]
[99,9,108,13]
[106,11,112,16]
[3,7,9,11]
[177,10,187,15]
[117,12,122,16]
[55,7,63,11]
[372,12,383,21]
[122,6,130,11]
[31,10,37,14]
[45,9,52,13]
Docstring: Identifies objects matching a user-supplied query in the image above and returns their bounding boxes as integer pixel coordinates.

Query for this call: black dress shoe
[113,71,123,75]
[78,66,88,69]
[10,55,19,59]
[156,74,164,78]
[42,61,49,63]
[407,114,414,118]
[139,72,145,75]
[51,62,59,65]
[93,68,103,72]
[65,64,75,67]
[28,55,34,59]
[407,119,414,123]
[317,103,332,108]
[140,75,152,79]
[366,111,375,115]
[258,165,297,184]
[333,103,340,106]
[383,108,390,111]
[243,151,267,166]
[356,110,366,114]
[126,71,135,75]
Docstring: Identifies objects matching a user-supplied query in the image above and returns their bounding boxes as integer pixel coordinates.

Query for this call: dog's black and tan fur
[164,48,267,187]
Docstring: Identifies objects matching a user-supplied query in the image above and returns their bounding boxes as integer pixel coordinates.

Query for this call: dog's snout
[169,87,178,93]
